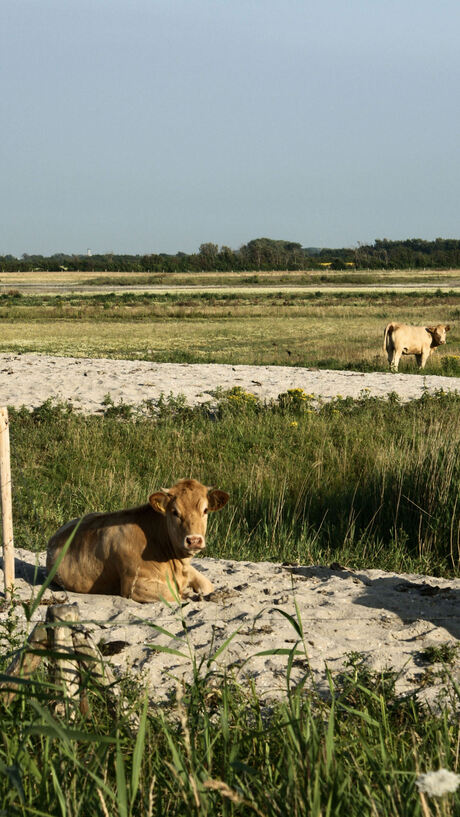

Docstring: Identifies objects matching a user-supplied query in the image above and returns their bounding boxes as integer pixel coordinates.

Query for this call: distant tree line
[2,237,460,272]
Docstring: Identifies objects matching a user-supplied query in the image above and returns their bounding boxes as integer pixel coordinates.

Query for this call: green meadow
[0,288,459,371]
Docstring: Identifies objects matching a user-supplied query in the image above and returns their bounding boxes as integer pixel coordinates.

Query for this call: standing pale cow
[383,322,451,372]
[46,479,229,602]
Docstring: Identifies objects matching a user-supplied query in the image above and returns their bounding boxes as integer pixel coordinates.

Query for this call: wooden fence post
[0,407,15,599]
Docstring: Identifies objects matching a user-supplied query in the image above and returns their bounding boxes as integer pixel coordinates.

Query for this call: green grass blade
[251,647,305,657]
[146,644,188,658]
[26,725,115,744]
[142,623,182,639]
[293,597,305,639]
[325,702,335,775]
[50,765,66,817]
[271,608,304,638]
[115,736,128,817]
[208,625,243,663]
[336,704,380,728]
[130,696,148,809]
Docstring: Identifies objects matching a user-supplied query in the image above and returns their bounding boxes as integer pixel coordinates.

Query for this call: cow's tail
[383,323,395,353]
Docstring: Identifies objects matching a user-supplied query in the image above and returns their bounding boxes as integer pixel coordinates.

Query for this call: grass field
[2,267,460,288]
[0,289,459,371]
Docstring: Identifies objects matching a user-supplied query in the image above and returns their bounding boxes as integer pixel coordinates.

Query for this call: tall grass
[0,619,458,816]
[8,391,460,576]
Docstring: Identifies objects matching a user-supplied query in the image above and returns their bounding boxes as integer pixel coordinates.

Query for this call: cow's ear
[445,324,451,331]
[207,489,229,511]
[149,491,170,514]
[426,326,436,335]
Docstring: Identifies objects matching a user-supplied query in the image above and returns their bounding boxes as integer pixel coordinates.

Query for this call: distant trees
[2,237,460,272]
[239,238,304,269]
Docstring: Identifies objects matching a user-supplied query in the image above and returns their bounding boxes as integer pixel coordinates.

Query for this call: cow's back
[391,324,430,353]
[46,504,163,594]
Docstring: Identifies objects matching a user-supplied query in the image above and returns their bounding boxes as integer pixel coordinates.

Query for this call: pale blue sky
[1,0,459,255]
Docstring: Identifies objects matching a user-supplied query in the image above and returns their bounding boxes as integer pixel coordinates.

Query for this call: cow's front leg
[419,349,431,369]
[188,566,214,596]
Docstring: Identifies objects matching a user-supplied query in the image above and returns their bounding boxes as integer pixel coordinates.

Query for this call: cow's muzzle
[185,535,205,553]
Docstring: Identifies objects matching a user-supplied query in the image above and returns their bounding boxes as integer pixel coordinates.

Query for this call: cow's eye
[203,508,208,514]
[172,509,181,518]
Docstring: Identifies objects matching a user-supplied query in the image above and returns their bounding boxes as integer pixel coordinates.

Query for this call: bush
[440,355,460,376]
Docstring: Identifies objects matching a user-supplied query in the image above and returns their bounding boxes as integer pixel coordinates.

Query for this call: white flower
[416,769,460,797]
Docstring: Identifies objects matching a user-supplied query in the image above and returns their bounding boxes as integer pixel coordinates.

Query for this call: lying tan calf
[46,479,229,603]
[383,322,451,372]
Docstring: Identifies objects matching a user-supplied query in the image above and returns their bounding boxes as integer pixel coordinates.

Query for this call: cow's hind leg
[386,336,399,372]
[386,343,394,370]
[121,573,179,603]
[390,349,401,373]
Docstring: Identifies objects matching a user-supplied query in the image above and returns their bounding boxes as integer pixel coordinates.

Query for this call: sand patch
[1,353,460,413]
[1,549,458,708]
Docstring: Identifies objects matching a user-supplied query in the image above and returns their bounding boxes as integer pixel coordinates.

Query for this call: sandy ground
[0,354,459,706]
[1,550,459,707]
[1,353,460,412]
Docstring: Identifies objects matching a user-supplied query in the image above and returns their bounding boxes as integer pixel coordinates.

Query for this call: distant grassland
[0,289,459,371]
[2,267,460,287]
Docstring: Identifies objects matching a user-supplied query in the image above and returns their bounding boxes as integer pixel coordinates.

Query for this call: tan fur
[383,322,451,372]
[46,479,229,603]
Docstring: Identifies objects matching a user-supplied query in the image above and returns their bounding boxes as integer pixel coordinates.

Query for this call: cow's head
[149,479,229,558]
[426,324,451,347]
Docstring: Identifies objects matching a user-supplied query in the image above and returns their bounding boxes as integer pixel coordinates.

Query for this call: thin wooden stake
[0,407,15,599]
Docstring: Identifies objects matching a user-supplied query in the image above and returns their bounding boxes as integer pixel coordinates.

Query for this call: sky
[1,0,460,256]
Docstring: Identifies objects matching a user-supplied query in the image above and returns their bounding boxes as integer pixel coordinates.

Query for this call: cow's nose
[185,535,205,551]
